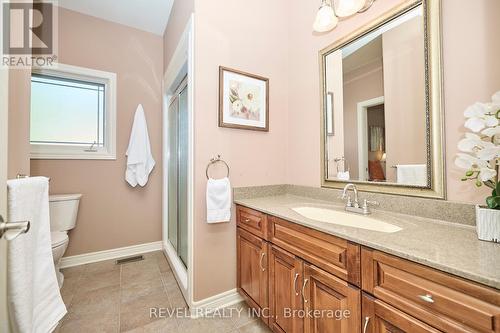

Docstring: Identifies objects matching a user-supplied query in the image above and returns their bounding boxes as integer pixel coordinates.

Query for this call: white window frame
[30,63,117,160]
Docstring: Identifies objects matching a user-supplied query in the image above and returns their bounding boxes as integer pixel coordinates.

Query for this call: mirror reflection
[324,5,429,187]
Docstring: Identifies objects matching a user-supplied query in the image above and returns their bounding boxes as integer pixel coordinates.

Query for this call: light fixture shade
[333,0,367,17]
[313,3,338,32]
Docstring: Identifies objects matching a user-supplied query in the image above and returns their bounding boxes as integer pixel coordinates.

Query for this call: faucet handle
[362,199,379,208]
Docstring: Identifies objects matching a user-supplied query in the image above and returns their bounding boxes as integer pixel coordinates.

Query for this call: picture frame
[326,92,334,136]
[218,66,269,131]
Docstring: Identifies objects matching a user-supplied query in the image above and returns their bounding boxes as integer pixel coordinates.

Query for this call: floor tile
[84,259,120,275]
[61,265,87,279]
[177,316,235,333]
[237,320,272,333]
[59,311,119,333]
[121,276,164,303]
[120,289,171,332]
[70,285,120,316]
[229,302,258,328]
[78,269,121,293]
[121,317,178,333]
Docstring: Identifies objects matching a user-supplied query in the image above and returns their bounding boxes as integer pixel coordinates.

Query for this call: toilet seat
[51,231,68,248]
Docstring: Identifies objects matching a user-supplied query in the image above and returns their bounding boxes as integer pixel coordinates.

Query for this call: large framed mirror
[320,0,445,199]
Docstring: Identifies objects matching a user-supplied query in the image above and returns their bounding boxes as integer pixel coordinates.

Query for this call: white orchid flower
[482,126,500,137]
[457,133,485,152]
[464,103,488,117]
[454,153,488,170]
[477,146,500,161]
[479,167,497,182]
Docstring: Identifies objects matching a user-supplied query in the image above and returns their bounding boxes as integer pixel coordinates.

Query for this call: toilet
[49,193,82,288]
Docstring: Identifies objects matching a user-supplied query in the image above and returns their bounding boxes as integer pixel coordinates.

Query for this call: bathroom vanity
[234,195,500,333]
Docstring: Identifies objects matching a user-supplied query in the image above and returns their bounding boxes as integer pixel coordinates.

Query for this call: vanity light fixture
[313,0,377,32]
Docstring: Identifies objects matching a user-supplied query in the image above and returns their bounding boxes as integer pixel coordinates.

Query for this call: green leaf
[461,177,468,181]
[476,180,483,187]
[486,196,500,209]
[465,170,474,177]
[495,182,500,196]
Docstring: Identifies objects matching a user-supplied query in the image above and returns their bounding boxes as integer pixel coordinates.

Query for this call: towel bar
[206,155,230,180]
[0,215,30,240]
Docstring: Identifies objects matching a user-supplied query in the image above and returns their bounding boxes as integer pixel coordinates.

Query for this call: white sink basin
[291,206,402,233]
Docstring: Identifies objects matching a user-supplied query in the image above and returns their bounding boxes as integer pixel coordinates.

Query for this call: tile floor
[57,251,271,333]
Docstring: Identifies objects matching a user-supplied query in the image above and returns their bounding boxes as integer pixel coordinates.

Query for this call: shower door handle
[0,215,30,241]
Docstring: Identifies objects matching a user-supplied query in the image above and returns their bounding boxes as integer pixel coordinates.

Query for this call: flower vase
[475,205,500,243]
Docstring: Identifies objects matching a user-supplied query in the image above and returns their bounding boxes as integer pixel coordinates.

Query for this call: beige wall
[287,0,500,204]
[192,0,290,301]
[30,8,164,256]
[163,0,194,73]
[383,16,426,182]
[7,69,31,179]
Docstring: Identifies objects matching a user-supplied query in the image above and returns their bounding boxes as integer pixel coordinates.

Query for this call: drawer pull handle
[418,294,434,303]
[302,278,309,303]
[363,316,370,333]
[259,252,266,271]
[293,273,299,296]
[244,218,251,223]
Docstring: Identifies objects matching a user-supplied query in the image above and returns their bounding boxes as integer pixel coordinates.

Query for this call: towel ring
[206,155,230,180]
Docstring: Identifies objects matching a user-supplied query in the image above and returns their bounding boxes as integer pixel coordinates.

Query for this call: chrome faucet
[341,183,379,215]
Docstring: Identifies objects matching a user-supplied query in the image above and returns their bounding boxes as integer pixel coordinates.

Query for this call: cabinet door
[237,228,269,313]
[362,293,442,333]
[269,245,304,333]
[303,263,360,333]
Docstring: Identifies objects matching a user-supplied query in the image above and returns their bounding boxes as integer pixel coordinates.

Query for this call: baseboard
[59,241,163,268]
[189,288,243,318]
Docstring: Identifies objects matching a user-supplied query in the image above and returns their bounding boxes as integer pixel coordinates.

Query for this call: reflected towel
[396,164,427,186]
[7,177,67,333]
[126,104,156,187]
[206,177,231,223]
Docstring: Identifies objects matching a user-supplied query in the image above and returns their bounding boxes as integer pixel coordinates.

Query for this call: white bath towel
[7,177,67,333]
[206,177,231,223]
[396,164,427,186]
[126,104,156,187]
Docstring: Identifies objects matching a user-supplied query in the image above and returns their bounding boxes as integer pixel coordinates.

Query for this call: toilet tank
[49,194,82,232]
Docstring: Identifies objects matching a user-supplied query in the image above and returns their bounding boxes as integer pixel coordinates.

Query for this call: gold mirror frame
[319,0,445,199]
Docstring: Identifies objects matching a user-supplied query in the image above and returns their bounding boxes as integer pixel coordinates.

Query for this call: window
[30,64,116,159]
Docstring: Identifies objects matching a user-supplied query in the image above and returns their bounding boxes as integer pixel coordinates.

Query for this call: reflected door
[167,77,188,267]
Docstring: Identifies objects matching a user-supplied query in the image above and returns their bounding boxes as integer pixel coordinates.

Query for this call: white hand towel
[396,164,427,186]
[126,104,156,187]
[7,177,67,333]
[206,177,231,223]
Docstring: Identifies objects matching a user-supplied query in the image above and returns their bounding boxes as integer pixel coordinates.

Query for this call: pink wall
[30,8,164,256]
[192,0,289,300]
[383,16,426,182]
[287,0,500,204]
[163,0,194,73]
[8,69,31,179]
[342,61,384,179]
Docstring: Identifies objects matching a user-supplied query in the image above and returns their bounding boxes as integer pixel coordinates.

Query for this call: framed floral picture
[219,66,269,131]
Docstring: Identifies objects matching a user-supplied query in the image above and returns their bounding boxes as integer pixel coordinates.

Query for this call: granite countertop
[234,194,500,290]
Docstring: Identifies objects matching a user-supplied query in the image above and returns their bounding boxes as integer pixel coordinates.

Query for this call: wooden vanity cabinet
[236,205,500,333]
[237,227,269,323]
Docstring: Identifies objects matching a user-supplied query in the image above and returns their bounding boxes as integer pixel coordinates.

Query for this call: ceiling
[57,0,174,35]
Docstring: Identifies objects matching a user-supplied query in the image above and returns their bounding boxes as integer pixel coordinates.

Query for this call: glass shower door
[167,78,188,268]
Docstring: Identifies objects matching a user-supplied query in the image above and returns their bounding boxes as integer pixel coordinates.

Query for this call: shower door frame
[162,15,195,308]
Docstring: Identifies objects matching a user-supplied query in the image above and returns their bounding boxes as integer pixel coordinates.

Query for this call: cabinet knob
[418,294,434,303]
[244,218,251,223]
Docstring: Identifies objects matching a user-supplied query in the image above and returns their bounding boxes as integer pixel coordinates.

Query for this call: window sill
[30,145,116,160]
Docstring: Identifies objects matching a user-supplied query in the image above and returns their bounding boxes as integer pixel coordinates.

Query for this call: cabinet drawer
[237,205,268,240]
[362,293,441,333]
[269,216,360,286]
[362,248,500,333]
